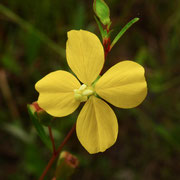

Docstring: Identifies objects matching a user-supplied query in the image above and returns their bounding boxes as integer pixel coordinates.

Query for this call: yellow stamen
[74,84,94,102]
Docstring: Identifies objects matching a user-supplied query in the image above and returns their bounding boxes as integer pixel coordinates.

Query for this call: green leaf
[110,18,139,49]
[27,104,52,150]
[93,0,111,25]
[94,16,107,40]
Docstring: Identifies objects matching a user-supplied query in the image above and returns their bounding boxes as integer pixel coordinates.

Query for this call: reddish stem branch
[103,25,111,59]
[104,37,111,59]
[48,126,56,155]
[100,36,111,76]
[39,124,76,180]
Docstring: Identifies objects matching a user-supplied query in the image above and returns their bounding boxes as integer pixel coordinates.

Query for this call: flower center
[74,84,94,102]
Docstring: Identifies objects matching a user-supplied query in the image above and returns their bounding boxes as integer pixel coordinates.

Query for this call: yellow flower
[35,30,147,154]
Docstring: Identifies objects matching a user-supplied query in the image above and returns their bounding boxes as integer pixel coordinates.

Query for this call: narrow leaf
[27,105,52,150]
[94,15,106,40]
[110,18,139,49]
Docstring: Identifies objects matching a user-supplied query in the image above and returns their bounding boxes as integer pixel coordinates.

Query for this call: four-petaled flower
[35,30,147,154]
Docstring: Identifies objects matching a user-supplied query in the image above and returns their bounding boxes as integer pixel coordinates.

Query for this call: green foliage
[27,105,52,150]
[110,18,139,49]
[1,54,21,75]
[23,143,46,178]
[0,0,180,179]
[0,4,65,59]
[24,33,41,65]
[3,122,33,143]
[94,15,107,40]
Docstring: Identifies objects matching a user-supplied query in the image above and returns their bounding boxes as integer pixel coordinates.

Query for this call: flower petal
[76,96,118,154]
[35,70,81,117]
[95,61,147,108]
[66,30,104,85]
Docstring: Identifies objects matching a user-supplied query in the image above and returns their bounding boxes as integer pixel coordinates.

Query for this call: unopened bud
[55,151,79,179]
[30,101,43,113]
[93,0,111,25]
[29,102,52,126]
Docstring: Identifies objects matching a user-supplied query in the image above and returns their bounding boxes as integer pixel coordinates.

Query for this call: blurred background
[0,0,180,179]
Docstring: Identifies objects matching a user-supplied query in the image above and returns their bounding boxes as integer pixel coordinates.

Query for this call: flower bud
[93,0,111,25]
[29,102,52,126]
[55,151,79,179]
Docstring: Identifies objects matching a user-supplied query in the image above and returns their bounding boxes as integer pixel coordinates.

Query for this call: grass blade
[0,4,65,58]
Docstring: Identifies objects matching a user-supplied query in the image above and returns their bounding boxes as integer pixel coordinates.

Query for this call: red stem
[48,126,56,155]
[104,37,111,60]
[39,124,76,180]
[103,25,111,59]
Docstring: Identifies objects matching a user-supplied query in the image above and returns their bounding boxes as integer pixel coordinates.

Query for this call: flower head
[35,30,147,154]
